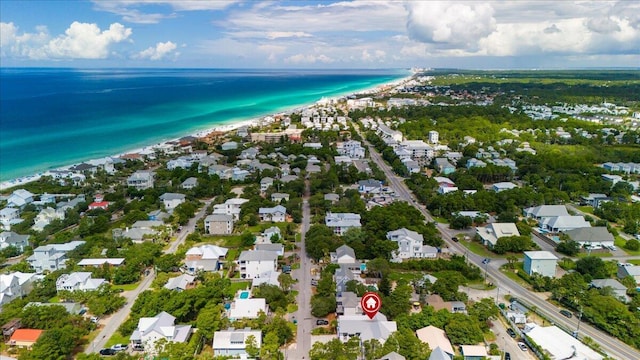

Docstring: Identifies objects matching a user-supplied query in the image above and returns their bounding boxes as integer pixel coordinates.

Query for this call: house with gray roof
[27,240,85,273]
[476,223,520,249]
[617,263,640,285]
[56,272,105,292]
[336,291,361,316]
[434,158,456,175]
[254,243,284,257]
[331,244,357,264]
[184,244,228,273]
[386,228,437,261]
[358,179,383,194]
[0,207,22,230]
[127,170,155,190]
[238,250,278,279]
[0,232,29,253]
[590,279,630,303]
[258,205,287,222]
[337,313,397,343]
[541,215,590,233]
[260,177,274,192]
[212,328,262,358]
[164,274,196,292]
[159,193,186,212]
[378,352,405,360]
[523,205,569,220]
[324,193,340,203]
[270,193,290,203]
[325,212,361,236]
[181,177,198,190]
[130,311,192,352]
[204,214,234,235]
[564,227,614,249]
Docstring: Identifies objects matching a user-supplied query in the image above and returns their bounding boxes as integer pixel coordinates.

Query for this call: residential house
[434,158,456,175]
[166,157,195,170]
[260,177,274,192]
[358,179,383,194]
[26,240,85,273]
[119,220,165,243]
[617,263,640,285]
[9,329,43,349]
[337,313,397,343]
[181,177,198,190]
[492,182,518,192]
[127,170,155,190]
[228,298,268,320]
[56,272,106,292]
[6,189,35,208]
[429,347,453,360]
[159,193,186,212]
[324,193,340,203]
[398,140,433,158]
[386,228,437,262]
[331,245,357,264]
[270,193,290,203]
[523,251,558,278]
[238,250,278,279]
[415,325,454,359]
[337,140,366,159]
[258,226,281,244]
[232,168,251,181]
[204,214,234,235]
[147,209,169,221]
[476,223,520,249]
[564,227,614,249]
[77,258,125,267]
[334,266,358,294]
[280,174,298,183]
[164,274,196,292]
[402,158,421,174]
[336,291,362,316]
[26,301,83,315]
[212,328,262,357]
[523,324,603,360]
[254,243,284,257]
[213,198,248,221]
[0,272,37,309]
[466,158,487,168]
[429,130,439,143]
[184,244,228,273]
[377,352,406,360]
[32,207,66,232]
[376,124,403,143]
[129,311,192,352]
[325,212,361,236]
[251,270,281,288]
[581,193,609,208]
[540,215,590,233]
[258,205,287,222]
[460,345,488,360]
[209,165,232,180]
[221,141,239,151]
[590,279,630,303]
[0,208,22,230]
[87,199,109,211]
[0,232,29,253]
[240,147,260,160]
[523,205,569,220]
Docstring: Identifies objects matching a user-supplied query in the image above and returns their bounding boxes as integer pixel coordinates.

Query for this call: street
[85,199,212,354]
[362,137,640,360]
[287,181,313,359]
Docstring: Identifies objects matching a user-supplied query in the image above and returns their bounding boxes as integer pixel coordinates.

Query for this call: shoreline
[0,73,413,191]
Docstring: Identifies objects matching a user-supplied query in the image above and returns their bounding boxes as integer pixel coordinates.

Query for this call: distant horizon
[2,66,639,71]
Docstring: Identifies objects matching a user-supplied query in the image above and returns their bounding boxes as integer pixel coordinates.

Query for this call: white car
[517,342,528,351]
[111,344,128,352]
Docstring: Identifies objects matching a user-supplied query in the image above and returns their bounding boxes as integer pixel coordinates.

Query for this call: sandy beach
[0,73,413,192]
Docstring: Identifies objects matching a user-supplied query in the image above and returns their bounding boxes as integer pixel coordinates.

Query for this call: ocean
[0,68,407,182]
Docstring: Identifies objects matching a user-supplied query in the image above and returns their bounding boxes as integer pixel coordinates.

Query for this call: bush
[625,239,640,251]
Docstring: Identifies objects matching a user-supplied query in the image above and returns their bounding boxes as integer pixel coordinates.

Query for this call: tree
[278,273,295,292]
[557,240,581,256]
[245,335,260,359]
[310,337,361,360]
[575,256,608,280]
[625,239,640,251]
[468,298,499,330]
[23,326,79,360]
[445,316,484,344]
[254,284,290,312]
[260,331,282,360]
[311,296,337,317]
[195,303,227,341]
[450,215,473,230]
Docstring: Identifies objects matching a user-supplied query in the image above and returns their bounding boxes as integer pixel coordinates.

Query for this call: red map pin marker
[361,292,381,319]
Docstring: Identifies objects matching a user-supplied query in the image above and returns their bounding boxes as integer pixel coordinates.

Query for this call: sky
[1,0,638,69]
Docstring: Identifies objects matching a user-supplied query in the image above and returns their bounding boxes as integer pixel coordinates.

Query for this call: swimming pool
[239,291,250,299]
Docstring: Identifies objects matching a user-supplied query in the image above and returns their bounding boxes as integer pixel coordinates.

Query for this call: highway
[85,199,212,354]
[363,138,640,360]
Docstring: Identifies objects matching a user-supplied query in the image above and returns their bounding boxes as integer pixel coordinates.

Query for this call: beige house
[204,214,234,235]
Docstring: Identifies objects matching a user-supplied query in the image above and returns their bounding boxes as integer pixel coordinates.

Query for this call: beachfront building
[0,207,22,230]
[213,328,262,358]
[7,189,35,208]
[127,170,155,190]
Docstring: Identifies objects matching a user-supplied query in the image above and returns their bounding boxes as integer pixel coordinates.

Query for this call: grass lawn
[576,206,595,214]
[434,217,449,224]
[201,235,244,248]
[459,240,497,259]
[628,259,640,265]
[228,281,250,295]
[388,272,420,283]
[227,248,239,261]
[287,304,298,313]
[614,236,640,256]
[49,296,60,303]
[499,263,531,289]
[112,282,140,291]
[576,251,612,258]
[105,332,129,348]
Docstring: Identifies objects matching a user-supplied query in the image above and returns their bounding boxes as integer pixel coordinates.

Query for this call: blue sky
[1,0,638,69]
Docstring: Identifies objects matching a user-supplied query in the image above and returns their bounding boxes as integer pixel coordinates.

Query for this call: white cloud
[266,32,312,40]
[93,0,238,23]
[0,21,132,60]
[134,40,178,60]
[285,53,334,64]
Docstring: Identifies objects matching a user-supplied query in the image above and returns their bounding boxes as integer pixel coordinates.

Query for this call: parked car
[90,316,99,323]
[316,319,329,326]
[99,348,116,356]
[111,344,128,352]
[518,342,528,351]
[132,343,144,351]
[451,237,459,242]
[506,328,516,338]
[560,309,573,318]
[505,352,511,360]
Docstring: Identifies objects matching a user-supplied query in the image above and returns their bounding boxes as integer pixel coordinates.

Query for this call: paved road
[85,199,212,354]
[287,182,313,359]
[362,137,640,360]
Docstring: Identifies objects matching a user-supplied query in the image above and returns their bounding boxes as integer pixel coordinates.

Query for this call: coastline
[0,72,412,191]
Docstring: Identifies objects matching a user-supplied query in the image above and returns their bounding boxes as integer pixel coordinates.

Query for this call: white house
[164,274,196,292]
[0,231,30,253]
[358,179,383,194]
[258,205,287,222]
[7,189,35,208]
[337,313,397,343]
[56,272,106,292]
[617,263,640,285]
[386,228,437,261]
[27,240,85,273]
[258,226,281,244]
[213,198,248,220]
[221,141,239,151]
[428,130,439,144]
[523,324,602,360]
[270,193,289,203]
[159,193,186,212]
[77,258,125,267]
[181,177,198,190]
[540,215,590,232]
[398,140,433,158]
[238,250,278,279]
[213,328,262,357]
[129,311,192,352]
[331,245,357,264]
[184,244,228,273]
[204,214,234,235]
[127,170,155,190]
[476,223,520,249]
[0,207,22,230]
[492,182,518,192]
[523,205,569,220]
[0,272,37,310]
[32,207,66,232]
[325,212,361,236]
[260,177,274,192]
[523,251,558,278]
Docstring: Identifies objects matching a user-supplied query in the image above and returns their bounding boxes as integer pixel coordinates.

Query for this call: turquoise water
[239,291,250,299]
[0,68,408,181]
